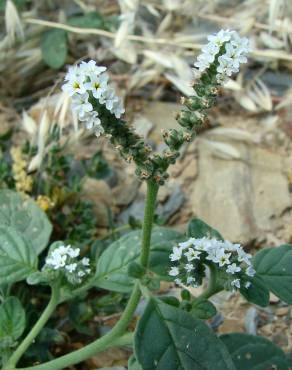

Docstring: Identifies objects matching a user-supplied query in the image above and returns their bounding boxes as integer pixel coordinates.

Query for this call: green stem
[140,181,159,268]
[195,264,222,303]
[5,286,60,369]
[11,180,159,370]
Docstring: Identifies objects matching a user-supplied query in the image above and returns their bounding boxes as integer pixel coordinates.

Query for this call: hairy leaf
[253,244,292,304]
[0,296,26,345]
[0,226,37,285]
[0,190,52,254]
[134,298,235,370]
[94,228,183,293]
[220,333,289,370]
[191,299,217,319]
[187,218,223,240]
[41,29,68,69]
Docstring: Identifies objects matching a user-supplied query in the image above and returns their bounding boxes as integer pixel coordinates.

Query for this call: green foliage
[128,355,142,370]
[187,218,223,240]
[94,228,183,293]
[134,298,236,370]
[253,244,292,304]
[68,11,105,29]
[0,190,52,254]
[0,297,26,350]
[0,130,14,189]
[24,328,64,363]
[220,333,289,370]
[239,275,269,307]
[68,11,119,32]
[0,226,38,285]
[191,299,217,319]
[82,151,113,180]
[41,29,68,69]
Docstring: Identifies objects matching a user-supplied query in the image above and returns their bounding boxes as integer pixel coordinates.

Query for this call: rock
[133,114,153,137]
[245,307,258,335]
[118,200,145,224]
[275,307,290,316]
[156,184,185,221]
[142,102,181,143]
[190,137,291,243]
[269,293,280,304]
[81,178,114,227]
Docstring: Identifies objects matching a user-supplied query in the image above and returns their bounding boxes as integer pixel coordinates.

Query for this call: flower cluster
[169,237,256,291]
[194,29,251,83]
[45,244,91,284]
[62,60,124,136]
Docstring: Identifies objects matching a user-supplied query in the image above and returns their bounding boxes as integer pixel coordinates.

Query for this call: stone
[190,137,291,243]
[133,114,153,138]
[81,177,114,227]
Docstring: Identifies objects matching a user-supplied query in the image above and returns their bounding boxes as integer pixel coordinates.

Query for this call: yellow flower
[36,195,55,212]
[10,146,33,194]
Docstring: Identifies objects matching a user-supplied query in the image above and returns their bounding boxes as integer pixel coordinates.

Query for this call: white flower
[237,248,252,264]
[217,55,237,77]
[184,263,194,272]
[169,266,179,276]
[62,73,86,96]
[184,248,201,261]
[244,281,251,289]
[72,93,93,119]
[170,246,183,261]
[67,248,80,258]
[231,278,241,289]
[207,29,234,46]
[174,278,182,285]
[84,73,108,99]
[217,252,231,267]
[56,245,71,255]
[79,60,107,75]
[226,263,241,274]
[111,99,125,119]
[78,270,86,277]
[246,265,256,277]
[81,257,90,266]
[179,238,196,249]
[99,88,119,110]
[187,276,196,285]
[46,253,67,270]
[194,29,249,83]
[65,263,77,273]
[79,111,101,129]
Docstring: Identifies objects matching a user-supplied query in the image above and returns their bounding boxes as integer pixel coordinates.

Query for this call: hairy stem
[5,286,60,369]
[11,181,159,370]
[140,181,159,268]
[195,264,223,303]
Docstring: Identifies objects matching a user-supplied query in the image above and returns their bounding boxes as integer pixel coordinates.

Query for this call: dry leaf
[201,139,242,160]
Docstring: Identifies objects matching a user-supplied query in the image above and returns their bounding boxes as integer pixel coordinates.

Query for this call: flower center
[94,82,100,89]
[73,81,80,89]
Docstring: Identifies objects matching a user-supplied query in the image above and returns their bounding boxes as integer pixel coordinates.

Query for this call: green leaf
[0,297,26,346]
[41,29,68,69]
[187,218,223,240]
[0,190,52,254]
[0,226,37,285]
[239,275,270,307]
[134,298,236,370]
[94,228,183,293]
[191,299,217,319]
[220,333,289,370]
[68,12,105,29]
[253,244,292,304]
[128,355,142,370]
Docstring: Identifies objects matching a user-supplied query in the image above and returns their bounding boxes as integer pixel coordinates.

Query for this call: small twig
[24,18,292,62]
